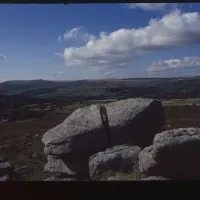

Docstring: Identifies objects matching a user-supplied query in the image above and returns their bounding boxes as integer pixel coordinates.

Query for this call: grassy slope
[2,77,200,99]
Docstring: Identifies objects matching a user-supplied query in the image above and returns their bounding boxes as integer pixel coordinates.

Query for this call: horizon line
[0,76,199,83]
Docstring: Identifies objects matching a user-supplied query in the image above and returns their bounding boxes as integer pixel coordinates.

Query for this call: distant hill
[1,76,200,101]
[0,79,123,95]
[0,80,58,91]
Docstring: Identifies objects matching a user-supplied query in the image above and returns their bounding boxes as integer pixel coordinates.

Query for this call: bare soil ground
[0,113,69,181]
[164,105,200,129]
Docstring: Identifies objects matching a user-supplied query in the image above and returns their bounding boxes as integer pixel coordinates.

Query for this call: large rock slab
[42,98,164,156]
[43,104,106,156]
[44,155,89,177]
[89,145,141,180]
[139,128,200,180]
[44,155,75,175]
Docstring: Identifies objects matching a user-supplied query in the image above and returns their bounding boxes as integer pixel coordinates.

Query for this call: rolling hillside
[1,77,200,101]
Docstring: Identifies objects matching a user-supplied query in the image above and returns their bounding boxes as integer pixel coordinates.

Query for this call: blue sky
[1,3,200,82]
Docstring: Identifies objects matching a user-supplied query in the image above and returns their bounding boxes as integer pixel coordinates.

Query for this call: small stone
[26,134,31,138]
[32,152,39,158]
[14,165,26,172]
[35,134,40,139]
[0,162,12,170]
[21,165,26,170]
[0,175,11,182]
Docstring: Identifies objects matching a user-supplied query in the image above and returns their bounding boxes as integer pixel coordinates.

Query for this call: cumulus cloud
[146,56,200,73]
[58,26,93,42]
[0,54,6,60]
[63,10,200,71]
[125,3,182,12]
[125,3,169,11]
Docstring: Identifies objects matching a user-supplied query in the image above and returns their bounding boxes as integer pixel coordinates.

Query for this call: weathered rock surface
[107,173,134,181]
[138,146,159,175]
[89,145,141,180]
[44,177,77,181]
[44,155,89,176]
[42,98,164,157]
[44,155,75,175]
[139,128,200,180]
[0,175,11,181]
[0,155,14,181]
[141,176,169,180]
[107,175,120,181]
[43,104,105,156]
[0,161,12,171]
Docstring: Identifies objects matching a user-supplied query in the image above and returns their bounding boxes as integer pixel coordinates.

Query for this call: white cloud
[57,71,64,74]
[104,71,115,75]
[54,52,64,58]
[146,56,200,73]
[57,36,63,42]
[58,26,93,42]
[125,3,178,11]
[63,10,200,71]
[126,3,167,11]
[0,54,6,60]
